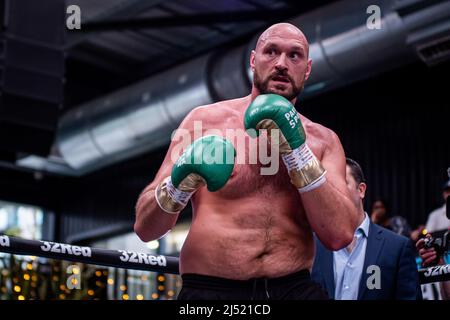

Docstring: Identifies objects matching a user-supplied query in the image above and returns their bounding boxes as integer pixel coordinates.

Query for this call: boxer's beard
[253,69,304,101]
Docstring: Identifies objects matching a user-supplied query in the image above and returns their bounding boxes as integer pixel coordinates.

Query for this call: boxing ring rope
[0,234,179,274]
[418,263,450,284]
[1,234,449,284]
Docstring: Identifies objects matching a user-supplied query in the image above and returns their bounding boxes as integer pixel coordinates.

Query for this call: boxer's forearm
[134,186,178,242]
[301,181,358,251]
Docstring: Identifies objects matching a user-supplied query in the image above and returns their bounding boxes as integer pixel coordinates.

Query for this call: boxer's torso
[179,95,327,279]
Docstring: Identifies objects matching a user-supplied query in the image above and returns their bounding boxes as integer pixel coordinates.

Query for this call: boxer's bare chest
[197,105,325,200]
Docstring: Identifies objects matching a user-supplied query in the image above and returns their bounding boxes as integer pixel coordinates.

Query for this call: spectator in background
[417,177,450,300]
[425,179,450,233]
[370,198,412,238]
[312,158,422,300]
[410,224,426,243]
[416,235,450,300]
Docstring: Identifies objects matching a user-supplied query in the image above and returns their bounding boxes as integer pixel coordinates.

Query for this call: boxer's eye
[290,52,300,60]
[265,48,277,57]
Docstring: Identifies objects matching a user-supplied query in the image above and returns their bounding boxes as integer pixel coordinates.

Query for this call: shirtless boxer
[134,23,359,300]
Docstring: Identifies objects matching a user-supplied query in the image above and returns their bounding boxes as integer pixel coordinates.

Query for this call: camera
[424,230,449,257]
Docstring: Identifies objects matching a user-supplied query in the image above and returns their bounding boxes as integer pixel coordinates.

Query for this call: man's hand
[155,135,236,213]
[244,94,326,193]
[416,235,443,267]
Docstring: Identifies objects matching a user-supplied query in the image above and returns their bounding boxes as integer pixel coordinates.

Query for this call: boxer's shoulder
[188,98,246,127]
[300,115,333,140]
[193,98,242,117]
[300,115,341,155]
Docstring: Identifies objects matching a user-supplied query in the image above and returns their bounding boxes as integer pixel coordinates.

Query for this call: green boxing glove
[244,94,326,193]
[156,135,236,213]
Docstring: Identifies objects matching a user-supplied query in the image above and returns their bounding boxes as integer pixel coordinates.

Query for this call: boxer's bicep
[320,130,349,196]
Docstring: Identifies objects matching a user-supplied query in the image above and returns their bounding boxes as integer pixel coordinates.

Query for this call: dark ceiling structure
[0,0,339,176]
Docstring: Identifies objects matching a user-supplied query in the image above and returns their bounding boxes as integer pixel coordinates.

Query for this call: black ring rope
[0,234,179,274]
[1,234,450,283]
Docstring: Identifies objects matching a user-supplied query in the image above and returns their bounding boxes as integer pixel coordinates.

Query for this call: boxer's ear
[304,58,312,81]
[250,50,256,71]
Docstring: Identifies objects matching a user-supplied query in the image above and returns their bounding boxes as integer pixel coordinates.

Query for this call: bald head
[256,23,309,57]
[250,22,312,101]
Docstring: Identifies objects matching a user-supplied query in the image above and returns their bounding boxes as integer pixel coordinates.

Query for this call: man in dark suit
[311,158,422,300]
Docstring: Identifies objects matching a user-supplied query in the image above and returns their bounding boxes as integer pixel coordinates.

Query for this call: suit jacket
[311,222,422,300]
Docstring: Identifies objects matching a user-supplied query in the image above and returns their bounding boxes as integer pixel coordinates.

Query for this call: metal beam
[75,8,305,33]
[65,0,165,49]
